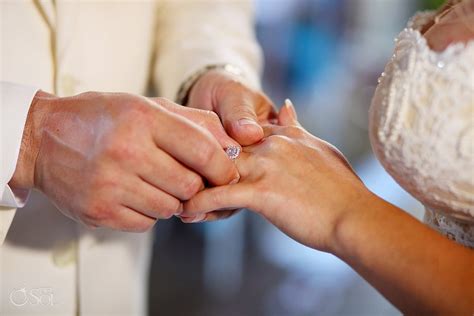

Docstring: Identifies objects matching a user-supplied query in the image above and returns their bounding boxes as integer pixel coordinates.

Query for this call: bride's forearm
[330,192,474,315]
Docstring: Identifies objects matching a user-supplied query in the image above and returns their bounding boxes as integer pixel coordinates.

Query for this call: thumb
[278,99,300,127]
[218,95,264,146]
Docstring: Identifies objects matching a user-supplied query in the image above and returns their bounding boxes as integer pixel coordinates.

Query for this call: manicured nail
[191,214,206,223]
[238,118,259,126]
[285,98,298,119]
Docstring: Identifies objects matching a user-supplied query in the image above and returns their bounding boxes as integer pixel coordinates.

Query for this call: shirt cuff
[0,81,37,205]
[0,82,38,243]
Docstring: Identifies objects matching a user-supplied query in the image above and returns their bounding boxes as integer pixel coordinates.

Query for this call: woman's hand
[423,0,474,51]
[182,100,371,251]
[183,102,474,315]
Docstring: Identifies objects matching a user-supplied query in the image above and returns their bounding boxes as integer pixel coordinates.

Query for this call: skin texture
[10,91,239,231]
[182,69,277,222]
[183,103,366,251]
[182,3,474,310]
[187,69,277,146]
[183,102,474,315]
[423,0,474,51]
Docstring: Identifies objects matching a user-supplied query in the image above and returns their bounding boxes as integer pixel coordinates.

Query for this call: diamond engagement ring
[225,146,241,160]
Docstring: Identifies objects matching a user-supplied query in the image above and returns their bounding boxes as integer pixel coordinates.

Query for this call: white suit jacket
[0,1,261,315]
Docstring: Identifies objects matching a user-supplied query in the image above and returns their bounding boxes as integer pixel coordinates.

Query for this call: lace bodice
[369,12,474,247]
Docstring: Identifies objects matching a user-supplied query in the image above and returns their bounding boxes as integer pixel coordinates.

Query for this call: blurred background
[149,1,444,315]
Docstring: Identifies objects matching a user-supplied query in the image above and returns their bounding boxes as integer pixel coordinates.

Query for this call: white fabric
[369,11,474,247]
[0,1,261,315]
[0,83,37,244]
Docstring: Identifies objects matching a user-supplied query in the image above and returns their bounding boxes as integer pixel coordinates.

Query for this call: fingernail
[191,214,206,223]
[174,204,184,216]
[229,175,240,185]
[238,118,259,126]
[285,98,298,119]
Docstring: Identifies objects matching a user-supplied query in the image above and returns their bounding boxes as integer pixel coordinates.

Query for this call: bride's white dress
[369,11,474,248]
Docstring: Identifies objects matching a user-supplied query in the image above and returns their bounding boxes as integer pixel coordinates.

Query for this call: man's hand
[182,101,367,251]
[9,91,239,231]
[149,97,240,150]
[187,69,277,146]
[181,69,276,222]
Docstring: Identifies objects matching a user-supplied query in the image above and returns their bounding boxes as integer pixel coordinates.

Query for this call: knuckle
[147,195,181,219]
[267,135,290,150]
[211,191,223,207]
[104,140,139,163]
[255,154,272,168]
[181,174,203,200]
[162,199,182,219]
[154,97,173,107]
[78,91,102,100]
[129,106,153,125]
[256,154,278,174]
[131,220,155,233]
[282,126,305,138]
[89,172,118,190]
[83,199,111,223]
[228,104,255,118]
[204,111,221,127]
[193,141,216,166]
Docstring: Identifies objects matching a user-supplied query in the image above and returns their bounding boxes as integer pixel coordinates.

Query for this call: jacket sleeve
[153,0,263,101]
[0,82,38,244]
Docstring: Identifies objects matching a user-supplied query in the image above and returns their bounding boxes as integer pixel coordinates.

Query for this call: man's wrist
[176,64,243,106]
[9,90,55,190]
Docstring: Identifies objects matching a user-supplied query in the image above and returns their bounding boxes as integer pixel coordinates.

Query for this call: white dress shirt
[0,1,261,315]
[0,83,38,244]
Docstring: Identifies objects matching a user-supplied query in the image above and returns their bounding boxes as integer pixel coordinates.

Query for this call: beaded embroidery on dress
[369,11,474,248]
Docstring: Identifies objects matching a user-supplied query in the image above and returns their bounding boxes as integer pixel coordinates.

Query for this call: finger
[153,108,239,186]
[262,124,283,138]
[420,1,453,34]
[123,178,183,219]
[204,209,240,222]
[217,91,265,146]
[149,98,239,149]
[424,2,474,51]
[229,150,253,179]
[197,110,240,149]
[278,99,300,127]
[421,0,474,33]
[255,93,278,124]
[180,209,240,223]
[139,145,204,201]
[182,184,255,217]
[94,205,157,233]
